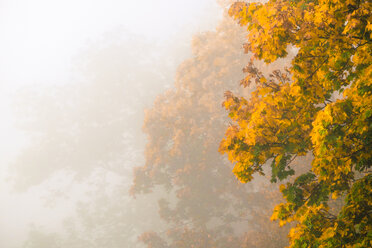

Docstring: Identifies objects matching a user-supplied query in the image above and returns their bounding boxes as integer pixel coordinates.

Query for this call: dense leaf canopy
[221,0,371,247]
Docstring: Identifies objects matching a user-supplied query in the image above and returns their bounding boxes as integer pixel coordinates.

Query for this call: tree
[131,6,291,248]
[220,0,371,247]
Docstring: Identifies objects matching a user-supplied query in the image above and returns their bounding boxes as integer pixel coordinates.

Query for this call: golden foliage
[222,0,372,247]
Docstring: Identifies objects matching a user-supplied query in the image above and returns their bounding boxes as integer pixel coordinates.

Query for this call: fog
[0,1,221,247]
[1,0,293,247]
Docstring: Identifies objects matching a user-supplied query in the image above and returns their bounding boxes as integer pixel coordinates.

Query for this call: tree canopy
[221,0,371,247]
[131,9,291,248]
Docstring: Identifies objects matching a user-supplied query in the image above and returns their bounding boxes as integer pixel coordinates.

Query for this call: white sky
[0,0,222,246]
[0,0,220,87]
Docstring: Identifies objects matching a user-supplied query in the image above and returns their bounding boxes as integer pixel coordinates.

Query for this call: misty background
[0,0,222,247]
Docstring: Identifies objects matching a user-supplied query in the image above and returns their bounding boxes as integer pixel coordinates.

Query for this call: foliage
[131,9,290,248]
[221,0,372,247]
